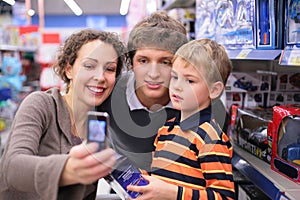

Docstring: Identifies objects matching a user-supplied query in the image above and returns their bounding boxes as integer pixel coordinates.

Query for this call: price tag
[236,49,252,59]
[288,49,300,65]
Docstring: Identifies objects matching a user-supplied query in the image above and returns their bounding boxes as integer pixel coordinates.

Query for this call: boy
[128,38,235,199]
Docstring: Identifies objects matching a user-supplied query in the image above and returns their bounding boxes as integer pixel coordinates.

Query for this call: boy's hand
[127,175,177,200]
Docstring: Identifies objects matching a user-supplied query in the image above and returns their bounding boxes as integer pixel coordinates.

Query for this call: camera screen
[88,119,106,142]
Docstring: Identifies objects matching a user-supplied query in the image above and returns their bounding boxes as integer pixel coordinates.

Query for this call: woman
[0,29,127,200]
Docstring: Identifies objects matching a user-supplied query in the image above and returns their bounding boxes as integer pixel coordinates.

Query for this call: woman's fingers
[69,142,99,158]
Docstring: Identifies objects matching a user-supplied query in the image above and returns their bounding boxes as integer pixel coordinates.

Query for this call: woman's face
[66,40,118,108]
[132,48,173,108]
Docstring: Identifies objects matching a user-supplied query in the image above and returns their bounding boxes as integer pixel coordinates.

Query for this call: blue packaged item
[0,88,12,101]
[105,156,148,199]
[259,0,270,45]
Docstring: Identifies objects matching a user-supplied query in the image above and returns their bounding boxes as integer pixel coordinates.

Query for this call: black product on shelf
[238,183,271,200]
[231,106,273,164]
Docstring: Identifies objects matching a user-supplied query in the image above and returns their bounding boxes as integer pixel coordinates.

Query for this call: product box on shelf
[285,0,300,45]
[275,72,300,91]
[226,72,272,108]
[229,105,273,163]
[285,92,300,104]
[256,0,280,49]
[268,92,285,107]
[226,73,247,108]
[270,104,300,183]
[195,0,256,49]
[245,91,267,108]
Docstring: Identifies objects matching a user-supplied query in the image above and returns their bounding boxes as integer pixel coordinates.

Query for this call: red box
[270,104,300,183]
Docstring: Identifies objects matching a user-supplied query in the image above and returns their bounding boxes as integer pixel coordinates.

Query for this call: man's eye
[138,58,147,64]
[162,60,172,66]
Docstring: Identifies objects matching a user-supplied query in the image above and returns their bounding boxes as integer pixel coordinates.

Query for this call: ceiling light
[2,0,15,6]
[27,9,35,16]
[120,0,130,15]
[64,0,83,16]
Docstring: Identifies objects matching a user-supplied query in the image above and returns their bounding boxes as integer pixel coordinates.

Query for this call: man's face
[132,48,174,109]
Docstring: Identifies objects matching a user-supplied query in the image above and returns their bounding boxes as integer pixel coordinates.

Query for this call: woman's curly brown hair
[53,29,128,93]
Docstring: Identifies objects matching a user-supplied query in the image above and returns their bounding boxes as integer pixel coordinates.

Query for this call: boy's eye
[187,79,194,84]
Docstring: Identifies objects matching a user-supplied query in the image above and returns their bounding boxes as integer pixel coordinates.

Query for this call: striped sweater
[151,106,235,200]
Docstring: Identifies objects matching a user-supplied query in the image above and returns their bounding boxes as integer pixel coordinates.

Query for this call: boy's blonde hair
[174,38,232,86]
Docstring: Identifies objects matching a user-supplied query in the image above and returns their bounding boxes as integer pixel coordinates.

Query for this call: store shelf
[279,46,300,66]
[227,49,282,60]
[161,0,195,10]
[232,144,300,200]
[0,44,38,52]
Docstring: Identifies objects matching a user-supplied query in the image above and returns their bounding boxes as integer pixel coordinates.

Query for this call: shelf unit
[0,44,38,52]
[160,1,300,199]
[227,49,282,60]
[161,0,195,10]
[232,144,300,200]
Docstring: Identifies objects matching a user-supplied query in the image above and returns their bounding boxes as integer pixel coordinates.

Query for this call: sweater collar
[179,106,212,132]
[46,88,76,145]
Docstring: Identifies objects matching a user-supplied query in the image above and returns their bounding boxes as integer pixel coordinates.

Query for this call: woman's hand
[127,175,178,200]
[60,142,117,186]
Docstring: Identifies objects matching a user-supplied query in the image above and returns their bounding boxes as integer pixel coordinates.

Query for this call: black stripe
[211,140,227,145]
[158,133,189,146]
[196,127,213,143]
[192,189,200,200]
[212,188,235,199]
[225,140,232,149]
[207,188,215,200]
[204,173,234,182]
[154,150,199,168]
[177,186,183,200]
[198,155,232,164]
[157,134,199,154]
[152,168,206,186]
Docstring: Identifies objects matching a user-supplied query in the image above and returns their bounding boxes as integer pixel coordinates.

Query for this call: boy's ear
[209,81,224,99]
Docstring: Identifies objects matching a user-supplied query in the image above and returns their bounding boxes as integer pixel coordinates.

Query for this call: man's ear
[65,64,73,79]
[209,81,224,99]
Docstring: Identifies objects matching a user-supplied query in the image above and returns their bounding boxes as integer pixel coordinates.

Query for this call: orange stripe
[200,123,220,140]
[206,180,235,192]
[152,158,203,178]
[183,187,192,200]
[201,162,233,172]
[156,142,198,161]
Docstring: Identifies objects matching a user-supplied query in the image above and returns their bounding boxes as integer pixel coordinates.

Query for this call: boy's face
[170,57,211,119]
[132,48,174,109]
